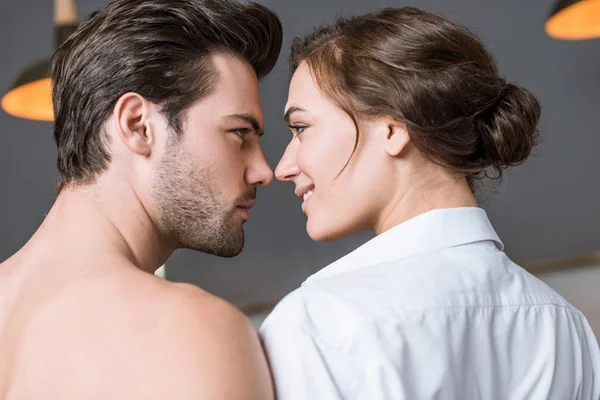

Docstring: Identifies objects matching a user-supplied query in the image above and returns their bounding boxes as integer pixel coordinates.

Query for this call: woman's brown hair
[290,7,540,189]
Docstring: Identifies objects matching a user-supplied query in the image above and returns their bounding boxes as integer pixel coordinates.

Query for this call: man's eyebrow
[221,113,264,137]
[283,106,307,125]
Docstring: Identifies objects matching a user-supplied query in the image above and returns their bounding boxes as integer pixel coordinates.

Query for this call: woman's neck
[373,169,477,235]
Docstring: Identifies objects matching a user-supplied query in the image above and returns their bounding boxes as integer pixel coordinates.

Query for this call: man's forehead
[210,53,259,89]
[189,86,263,123]
[182,53,263,126]
[210,58,261,108]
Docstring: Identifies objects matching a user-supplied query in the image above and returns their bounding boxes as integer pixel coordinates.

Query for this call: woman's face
[276,62,394,241]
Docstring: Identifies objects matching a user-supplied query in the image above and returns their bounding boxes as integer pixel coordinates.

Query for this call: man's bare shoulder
[96,276,274,399]
[20,268,273,399]
[148,279,256,345]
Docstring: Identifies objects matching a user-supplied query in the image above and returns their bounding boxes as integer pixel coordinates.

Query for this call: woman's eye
[289,125,307,136]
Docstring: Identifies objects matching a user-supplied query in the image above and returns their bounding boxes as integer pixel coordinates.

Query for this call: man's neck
[25,181,174,275]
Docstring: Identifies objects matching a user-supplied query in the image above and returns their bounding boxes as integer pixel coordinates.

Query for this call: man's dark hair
[51,0,282,192]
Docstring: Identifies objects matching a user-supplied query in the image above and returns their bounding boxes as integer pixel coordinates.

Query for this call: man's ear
[113,92,154,157]
[384,118,411,157]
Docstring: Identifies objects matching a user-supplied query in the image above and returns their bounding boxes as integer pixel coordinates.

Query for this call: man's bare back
[0,235,272,399]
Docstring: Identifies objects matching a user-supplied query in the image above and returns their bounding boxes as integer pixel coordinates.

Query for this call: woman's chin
[306,219,353,242]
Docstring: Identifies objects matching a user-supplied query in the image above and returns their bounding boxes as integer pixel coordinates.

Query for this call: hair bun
[476,83,541,169]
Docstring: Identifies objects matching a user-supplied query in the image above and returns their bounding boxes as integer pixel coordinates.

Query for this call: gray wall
[1,0,599,306]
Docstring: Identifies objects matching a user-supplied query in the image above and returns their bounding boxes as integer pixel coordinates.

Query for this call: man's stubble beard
[152,144,246,258]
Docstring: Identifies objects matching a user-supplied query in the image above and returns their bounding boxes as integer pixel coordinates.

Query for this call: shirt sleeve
[259,316,349,400]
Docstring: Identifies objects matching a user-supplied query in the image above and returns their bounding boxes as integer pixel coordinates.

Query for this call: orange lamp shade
[1,79,53,121]
[1,23,77,122]
[1,59,53,121]
[546,0,600,40]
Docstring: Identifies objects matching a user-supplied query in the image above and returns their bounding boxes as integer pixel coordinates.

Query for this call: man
[0,0,281,398]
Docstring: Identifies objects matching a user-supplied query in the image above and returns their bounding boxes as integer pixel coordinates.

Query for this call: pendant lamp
[546,0,600,40]
[1,0,78,121]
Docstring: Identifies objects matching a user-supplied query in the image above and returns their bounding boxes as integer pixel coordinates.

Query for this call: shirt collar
[303,207,503,285]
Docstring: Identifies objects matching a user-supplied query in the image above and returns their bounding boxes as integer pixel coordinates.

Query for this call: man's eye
[232,128,251,138]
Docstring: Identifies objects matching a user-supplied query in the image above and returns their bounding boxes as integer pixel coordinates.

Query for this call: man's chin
[209,242,244,257]
[173,215,246,257]
[193,230,245,258]
[224,231,245,257]
[218,248,243,258]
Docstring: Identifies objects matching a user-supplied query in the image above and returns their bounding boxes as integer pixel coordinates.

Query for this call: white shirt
[260,207,600,400]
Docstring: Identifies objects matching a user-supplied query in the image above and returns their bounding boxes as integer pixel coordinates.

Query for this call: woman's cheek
[296,144,316,176]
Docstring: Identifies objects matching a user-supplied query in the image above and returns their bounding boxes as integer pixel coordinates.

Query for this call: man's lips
[237,200,256,209]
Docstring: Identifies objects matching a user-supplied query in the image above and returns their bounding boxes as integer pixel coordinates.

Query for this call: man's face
[152,53,273,257]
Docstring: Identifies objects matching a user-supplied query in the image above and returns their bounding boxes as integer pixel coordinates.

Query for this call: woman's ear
[384,119,411,157]
[113,92,155,157]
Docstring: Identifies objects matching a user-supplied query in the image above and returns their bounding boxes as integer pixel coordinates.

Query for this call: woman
[260,7,600,400]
